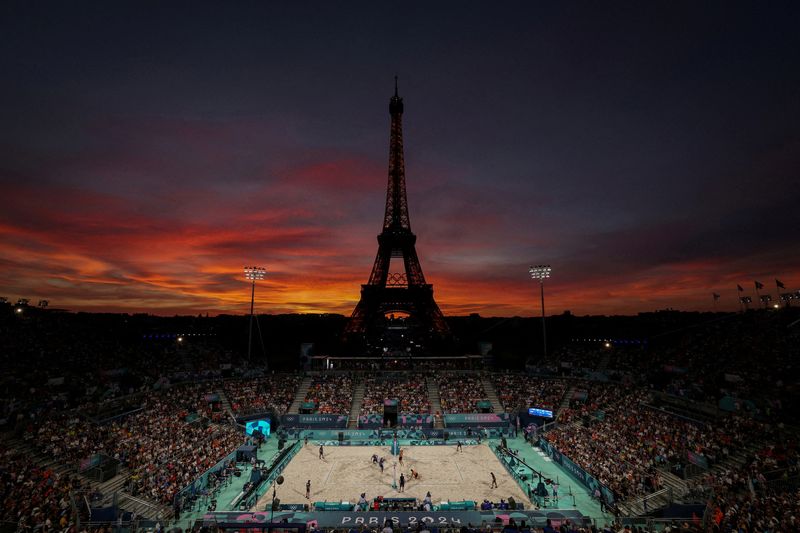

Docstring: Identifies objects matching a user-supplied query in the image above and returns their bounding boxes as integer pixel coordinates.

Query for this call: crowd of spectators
[223,374,303,415]
[23,383,244,506]
[435,373,489,414]
[360,375,430,415]
[491,373,567,413]
[649,314,798,422]
[556,382,631,425]
[305,374,354,414]
[550,344,612,372]
[688,431,799,531]
[530,311,799,427]
[0,444,82,532]
[544,389,657,499]
[544,391,766,500]
[3,303,799,526]
[0,309,254,424]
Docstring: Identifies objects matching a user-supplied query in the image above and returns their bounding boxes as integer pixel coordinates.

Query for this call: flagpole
[737,285,744,313]
[755,281,762,309]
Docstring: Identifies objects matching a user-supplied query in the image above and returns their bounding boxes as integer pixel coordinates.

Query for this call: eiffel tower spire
[384,77,409,231]
[345,81,450,349]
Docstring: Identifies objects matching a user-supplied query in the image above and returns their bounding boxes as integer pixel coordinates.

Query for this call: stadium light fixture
[529,265,552,358]
[244,266,267,365]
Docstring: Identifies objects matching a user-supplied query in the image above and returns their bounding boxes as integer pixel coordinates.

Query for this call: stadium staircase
[616,465,687,517]
[426,376,444,428]
[348,380,366,428]
[287,375,313,414]
[659,469,688,497]
[480,374,505,413]
[4,435,76,478]
[617,469,690,516]
[552,346,609,419]
[216,388,237,425]
[117,491,173,520]
[686,439,761,484]
[556,384,576,418]
[617,486,674,517]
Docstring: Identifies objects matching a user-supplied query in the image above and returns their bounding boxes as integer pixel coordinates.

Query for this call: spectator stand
[434,371,490,414]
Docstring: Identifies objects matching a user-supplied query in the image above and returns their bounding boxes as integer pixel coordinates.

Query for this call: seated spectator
[435,372,489,414]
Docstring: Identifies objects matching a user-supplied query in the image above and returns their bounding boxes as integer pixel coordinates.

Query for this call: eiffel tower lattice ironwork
[345,80,450,342]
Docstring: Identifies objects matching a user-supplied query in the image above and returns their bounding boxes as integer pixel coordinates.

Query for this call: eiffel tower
[345,80,450,349]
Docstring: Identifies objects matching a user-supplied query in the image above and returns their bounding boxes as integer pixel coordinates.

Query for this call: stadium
[1,303,798,533]
[2,4,800,533]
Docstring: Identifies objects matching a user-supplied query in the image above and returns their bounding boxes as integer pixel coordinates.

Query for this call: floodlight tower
[529,265,552,358]
[244,266,266,364]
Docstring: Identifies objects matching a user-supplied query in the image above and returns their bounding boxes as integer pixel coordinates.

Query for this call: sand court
[255,443,531,511]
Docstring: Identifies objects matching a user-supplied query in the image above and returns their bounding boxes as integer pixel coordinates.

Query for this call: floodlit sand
[254,443,531,510]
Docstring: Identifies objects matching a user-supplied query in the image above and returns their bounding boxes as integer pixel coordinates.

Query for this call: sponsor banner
[319,439,460,447]
[79,454,102,472]
[687,450,709,469]
[326,511,483,527]
[572,390,588,401]
[444,413,510,427]
[559,454,587,485]
[281,414,348,428]
[358,414,383,428]
[718,395,757,413]
[203,510,480,527]
[281,427,512,441]
[203,509,589,528]
[358,414,434,428]
[399,414,434,427]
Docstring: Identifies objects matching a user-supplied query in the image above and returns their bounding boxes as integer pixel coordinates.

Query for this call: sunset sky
[1,2,798,317]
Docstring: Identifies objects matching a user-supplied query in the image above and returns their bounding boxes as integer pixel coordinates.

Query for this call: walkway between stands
[176,438,282,530]
[504,436,614,526]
